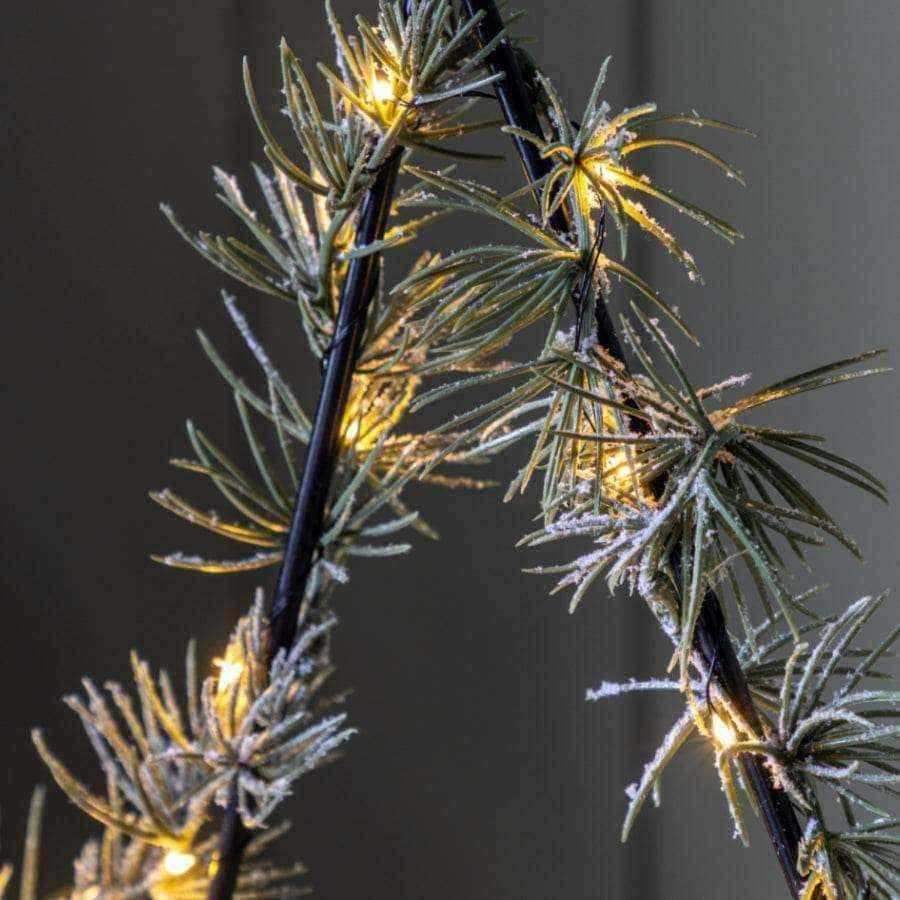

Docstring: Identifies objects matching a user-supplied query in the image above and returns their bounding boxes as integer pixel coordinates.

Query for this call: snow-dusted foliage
[0,786,306,900]
[31,594,346,880]
[391,55,746,368]
[149,286,491,578]
[505,57,745,276]
[18,594,342,897]
[14,1,506,895]
[8,0,896,897]
[590,595,900,898]
[150,1,507,579]
[522,320,885,664]
[386,30,898,900]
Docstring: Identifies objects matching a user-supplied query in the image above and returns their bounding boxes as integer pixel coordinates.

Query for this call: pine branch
[207,149,402,900]
[269,151,402,653]
[154,5,502,889]
[459,0,624,360]
[461,0,804,893]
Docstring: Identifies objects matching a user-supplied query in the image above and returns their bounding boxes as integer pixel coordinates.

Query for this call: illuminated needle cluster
[370,75,395,103]
[341,374,416,452]
[711,713,738,750]
[215,657,244,692]
[163,850,196,877]
[573,405,645,505]
[213,650,249,732]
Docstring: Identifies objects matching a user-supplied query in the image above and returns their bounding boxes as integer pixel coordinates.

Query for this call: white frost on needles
[696,372,752,400]
[223,291,278,380]
[586,678,681,701]
[319,558,350,584]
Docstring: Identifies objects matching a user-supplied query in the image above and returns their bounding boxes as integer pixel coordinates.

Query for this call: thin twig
[460,0,804,893]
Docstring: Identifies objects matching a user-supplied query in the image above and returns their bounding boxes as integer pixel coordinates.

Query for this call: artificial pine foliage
[3,1,897,898]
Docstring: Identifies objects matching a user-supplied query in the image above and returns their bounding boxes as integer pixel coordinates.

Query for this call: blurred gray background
[1,1,898,897]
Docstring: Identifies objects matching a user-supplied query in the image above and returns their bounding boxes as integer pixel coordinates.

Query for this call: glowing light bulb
[592,160,617,183]
[571,404,647,507]
[214,657,243,692]
[371,75,394,103]
[343,417,361,445]
[711,713,737,749]
[80,888,101,900]
[163,851,196,877]
[213,646,251,733]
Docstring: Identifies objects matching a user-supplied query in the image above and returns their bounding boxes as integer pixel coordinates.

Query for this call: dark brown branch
[206,148,402,900]
[460,0,804,894]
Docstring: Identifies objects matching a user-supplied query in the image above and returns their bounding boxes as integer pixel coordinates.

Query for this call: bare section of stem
[207,786,251,900]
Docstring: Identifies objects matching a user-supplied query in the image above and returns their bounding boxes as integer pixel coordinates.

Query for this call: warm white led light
[371,75,394,103]
[214,657,243,692]
[711,713,737,749]
[163,850,196,877]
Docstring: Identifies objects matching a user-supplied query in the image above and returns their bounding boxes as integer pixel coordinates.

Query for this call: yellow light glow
[370,75,395,104]
[80,888,101,900]
[589,159,618,184]
[572,404,645,505]
[603,448,638,499]
[341,375,415,452]
[162,851,196,877]
[367,70,412,128]
[343,416,363,446]
[214,657,244,693]
[573,157,623,217]
[213,642,251,735]
[711,713,738,749]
